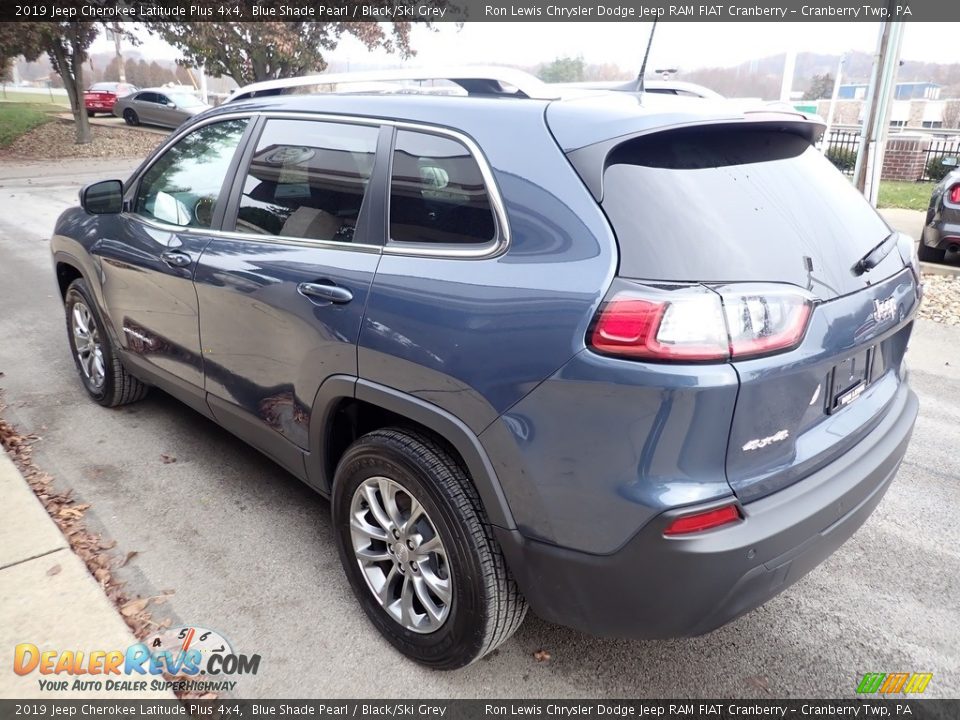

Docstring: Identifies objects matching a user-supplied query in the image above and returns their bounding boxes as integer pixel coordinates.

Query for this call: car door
[95,116,253,415]
[193,116,386,478]
[131,92,156,123]
[153,92,178,128]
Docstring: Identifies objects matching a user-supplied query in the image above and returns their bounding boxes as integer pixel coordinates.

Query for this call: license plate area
[827,347,874,413]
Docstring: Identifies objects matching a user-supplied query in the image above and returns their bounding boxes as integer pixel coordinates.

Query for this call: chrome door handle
[160,250,192,268]
[297,282,353,304]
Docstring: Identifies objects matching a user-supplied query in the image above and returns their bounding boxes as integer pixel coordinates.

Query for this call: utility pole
[107,23,125,83]
[821,54,847,156]
[780,49,797,103]
[853,12,905,205]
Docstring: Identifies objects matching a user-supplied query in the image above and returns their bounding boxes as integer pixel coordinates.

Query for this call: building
[837,82,941,101]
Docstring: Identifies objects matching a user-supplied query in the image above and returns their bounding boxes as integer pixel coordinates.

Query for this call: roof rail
[226,66,562,103]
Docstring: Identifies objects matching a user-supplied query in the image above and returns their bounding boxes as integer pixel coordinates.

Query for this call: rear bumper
[922,221,960,250]
[496,384,918,639]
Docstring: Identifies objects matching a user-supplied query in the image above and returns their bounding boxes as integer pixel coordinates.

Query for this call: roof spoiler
[567,116,827,202]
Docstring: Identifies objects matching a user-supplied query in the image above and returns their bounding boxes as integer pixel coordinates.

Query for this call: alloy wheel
[71,302,105,390]
[349,476,452,633]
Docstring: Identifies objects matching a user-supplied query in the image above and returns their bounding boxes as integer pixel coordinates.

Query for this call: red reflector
[949,184,960,205]
[663,504,741,536]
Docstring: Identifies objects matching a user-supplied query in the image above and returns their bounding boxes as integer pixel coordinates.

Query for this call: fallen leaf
[46,564,61,576]
[94,568,110,582]
[120,598,150,617]
[533,649,551,662]
[160,454,176,464]
[746,675,770,692]
[119,550,139,568]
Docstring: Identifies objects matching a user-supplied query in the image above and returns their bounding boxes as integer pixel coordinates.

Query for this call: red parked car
[84,82,138,117]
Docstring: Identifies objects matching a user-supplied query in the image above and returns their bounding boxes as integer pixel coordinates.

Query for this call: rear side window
[599,127,894,296]
[389,130,496,245]
[235,119,378,243]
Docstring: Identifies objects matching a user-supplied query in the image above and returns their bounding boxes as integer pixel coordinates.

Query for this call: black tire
[86,109,95,118]
[332,428,526,669]
[123,108,139,126]
[64,279,149,408]
[918,241,946,264]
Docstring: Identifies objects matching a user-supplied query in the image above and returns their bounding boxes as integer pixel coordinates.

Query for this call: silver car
[113,88,210,129]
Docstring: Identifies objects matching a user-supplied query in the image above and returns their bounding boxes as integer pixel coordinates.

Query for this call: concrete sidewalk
[0,451,172,699]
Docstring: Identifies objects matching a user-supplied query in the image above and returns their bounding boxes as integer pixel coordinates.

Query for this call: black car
[921,167,960,263]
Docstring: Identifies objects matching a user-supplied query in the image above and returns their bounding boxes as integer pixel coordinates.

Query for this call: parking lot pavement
[0,159,958,698]
[55,112,170,136]
[879,207,960,274]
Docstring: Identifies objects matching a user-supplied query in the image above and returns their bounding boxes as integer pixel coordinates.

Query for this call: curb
[0,451,174,699]
[920,261,960,278]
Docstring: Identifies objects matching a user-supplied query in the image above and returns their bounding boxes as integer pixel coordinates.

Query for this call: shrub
[925,155,958,183]
[826,146,857,173]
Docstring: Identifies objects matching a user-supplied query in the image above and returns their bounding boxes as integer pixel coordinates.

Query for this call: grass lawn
[0,88,70,107]
[877,180,935,211]
[0,103,60,147]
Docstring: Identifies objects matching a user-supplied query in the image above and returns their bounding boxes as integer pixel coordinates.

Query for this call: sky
[92,22,960,74]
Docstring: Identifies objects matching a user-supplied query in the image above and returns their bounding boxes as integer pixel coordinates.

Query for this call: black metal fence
[819,129,862,176]
[921,138,960,182]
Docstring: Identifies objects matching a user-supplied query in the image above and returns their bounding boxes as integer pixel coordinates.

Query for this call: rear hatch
[564,119,920,502]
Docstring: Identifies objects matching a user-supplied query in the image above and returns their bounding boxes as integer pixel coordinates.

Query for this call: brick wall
[881,136,932,181]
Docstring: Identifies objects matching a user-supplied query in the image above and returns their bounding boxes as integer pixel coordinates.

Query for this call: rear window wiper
[852,233,897,276]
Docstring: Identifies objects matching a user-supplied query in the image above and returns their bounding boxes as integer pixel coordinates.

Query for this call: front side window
[234,119,378,243]
[389,130,496,245]
[135,119,248,228]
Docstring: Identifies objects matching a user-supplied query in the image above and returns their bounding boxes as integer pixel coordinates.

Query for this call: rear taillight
[589,282,813,362]
[590,288,728,361]
[948,184,960,205]
[663,503,741,536]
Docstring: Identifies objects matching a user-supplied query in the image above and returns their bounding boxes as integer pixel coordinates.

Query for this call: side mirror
[166,102,176,108]
[81,179,124,215]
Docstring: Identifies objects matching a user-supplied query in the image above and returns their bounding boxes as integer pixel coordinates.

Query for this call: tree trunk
[51,30,91,145]
[71,34,91,144]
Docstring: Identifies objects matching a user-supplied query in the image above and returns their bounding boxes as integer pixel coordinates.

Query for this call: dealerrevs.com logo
[13,626,260,693]
[856,673,933,694]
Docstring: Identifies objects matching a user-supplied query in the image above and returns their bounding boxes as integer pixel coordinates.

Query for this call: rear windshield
[600,127,897,297]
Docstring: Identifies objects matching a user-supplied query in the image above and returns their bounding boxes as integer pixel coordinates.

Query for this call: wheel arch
[54,256,85,300]
[308,376,516,530]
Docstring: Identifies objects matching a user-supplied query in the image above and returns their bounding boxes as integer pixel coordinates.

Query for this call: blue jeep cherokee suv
[52,68,920,669]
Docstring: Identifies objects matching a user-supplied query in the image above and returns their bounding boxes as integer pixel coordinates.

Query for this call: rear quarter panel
[358,108,618,432]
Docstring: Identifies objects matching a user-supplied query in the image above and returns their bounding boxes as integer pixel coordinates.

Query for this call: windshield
[599,126,901,299]
[169,93,204,108]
